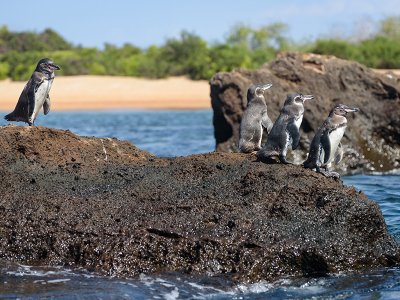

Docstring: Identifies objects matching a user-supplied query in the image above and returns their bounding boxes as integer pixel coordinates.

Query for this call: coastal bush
[358,36,400,68]
[311,39,360,60]
[0,26,71,53]
[0,61,9,80]
[0,17,400,81]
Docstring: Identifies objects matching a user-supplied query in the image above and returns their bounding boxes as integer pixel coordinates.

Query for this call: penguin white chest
[294,114,303,129]
[327,125,346,163]
[33,79,52,116]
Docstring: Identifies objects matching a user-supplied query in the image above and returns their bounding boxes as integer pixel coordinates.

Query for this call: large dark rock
[210,52,400,174]
[0,126,399,282]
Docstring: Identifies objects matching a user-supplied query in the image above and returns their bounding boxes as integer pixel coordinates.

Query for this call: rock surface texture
[210,53,400,174]
[0,126,399,282]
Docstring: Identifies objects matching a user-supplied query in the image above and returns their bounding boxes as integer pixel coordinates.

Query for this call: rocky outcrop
[210,53,400,174]
[0,126,399,282]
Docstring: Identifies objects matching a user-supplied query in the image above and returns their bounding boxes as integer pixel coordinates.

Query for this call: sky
[0,0,399,48]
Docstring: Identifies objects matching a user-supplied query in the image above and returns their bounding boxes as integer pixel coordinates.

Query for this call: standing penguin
[303,104,359,178]
[257,93,314,164]
[4,58,60,126]
[238,83,273,153]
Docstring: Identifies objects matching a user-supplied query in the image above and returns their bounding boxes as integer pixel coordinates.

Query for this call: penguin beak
[261,83,273,91]
[51,63,61,70]
[344,106,359,113]
[302,95,314,102]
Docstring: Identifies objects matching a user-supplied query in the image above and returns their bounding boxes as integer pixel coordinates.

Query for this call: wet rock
[0,126,399,282]
[210,52,400,174]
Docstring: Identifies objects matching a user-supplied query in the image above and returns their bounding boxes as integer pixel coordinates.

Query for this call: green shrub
[1,17,400,81]
[0,61,9,79]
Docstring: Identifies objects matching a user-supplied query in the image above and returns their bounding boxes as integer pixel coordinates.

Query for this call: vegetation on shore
[0,16,400,81]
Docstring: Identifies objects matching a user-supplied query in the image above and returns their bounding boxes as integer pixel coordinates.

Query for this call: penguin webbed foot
[279,155,293,165]
[239,145,259,153]
[316,167,340,179]
[256,155,280,164]
[327,171,341,179]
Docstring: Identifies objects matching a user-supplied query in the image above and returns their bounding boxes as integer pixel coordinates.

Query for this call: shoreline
[1,69,395,112]
[0,75,211,111]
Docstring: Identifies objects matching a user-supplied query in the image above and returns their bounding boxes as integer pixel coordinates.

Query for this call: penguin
[303,104,359,178]
[257,93,314,164]
[4,58,60,126]
[238,83,273,153]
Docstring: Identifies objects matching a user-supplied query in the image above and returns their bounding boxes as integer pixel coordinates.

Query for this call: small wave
[187,282,226,293]
[47,278,71,284]
[235,280,274,293]
[162,287,179,300]
[366,169,400,176]
[234,277,329,296]
[2,265,400,299]
[3,263,98,281]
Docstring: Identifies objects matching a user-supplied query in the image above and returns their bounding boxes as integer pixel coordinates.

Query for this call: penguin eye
[337,108,345,114]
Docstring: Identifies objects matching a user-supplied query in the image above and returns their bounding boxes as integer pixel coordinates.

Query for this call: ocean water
[0,110,399,299]
[7,110,216,157]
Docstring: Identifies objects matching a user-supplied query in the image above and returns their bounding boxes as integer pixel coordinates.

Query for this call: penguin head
[36,58,61,74]
[331,104,360,116]
[247,83,272,101]
[284,93,314,106]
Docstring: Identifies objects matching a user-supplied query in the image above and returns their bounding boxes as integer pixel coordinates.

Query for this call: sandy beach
[0,76,211,111]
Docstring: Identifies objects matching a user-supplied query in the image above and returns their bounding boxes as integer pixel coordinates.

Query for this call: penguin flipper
[27,84,36,121]
[261,112,273,134]
[303,134,321,169]
[287,118,300,150]
[334,142,343,164]
[320,132,331,164]
[43,94,51,115]
[28,74,45,118]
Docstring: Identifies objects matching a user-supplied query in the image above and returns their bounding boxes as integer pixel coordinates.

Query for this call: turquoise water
[0,110,399,299]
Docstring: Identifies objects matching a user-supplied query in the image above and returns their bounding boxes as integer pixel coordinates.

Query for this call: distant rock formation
[210,53,400,174]
[0,126,398,282]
